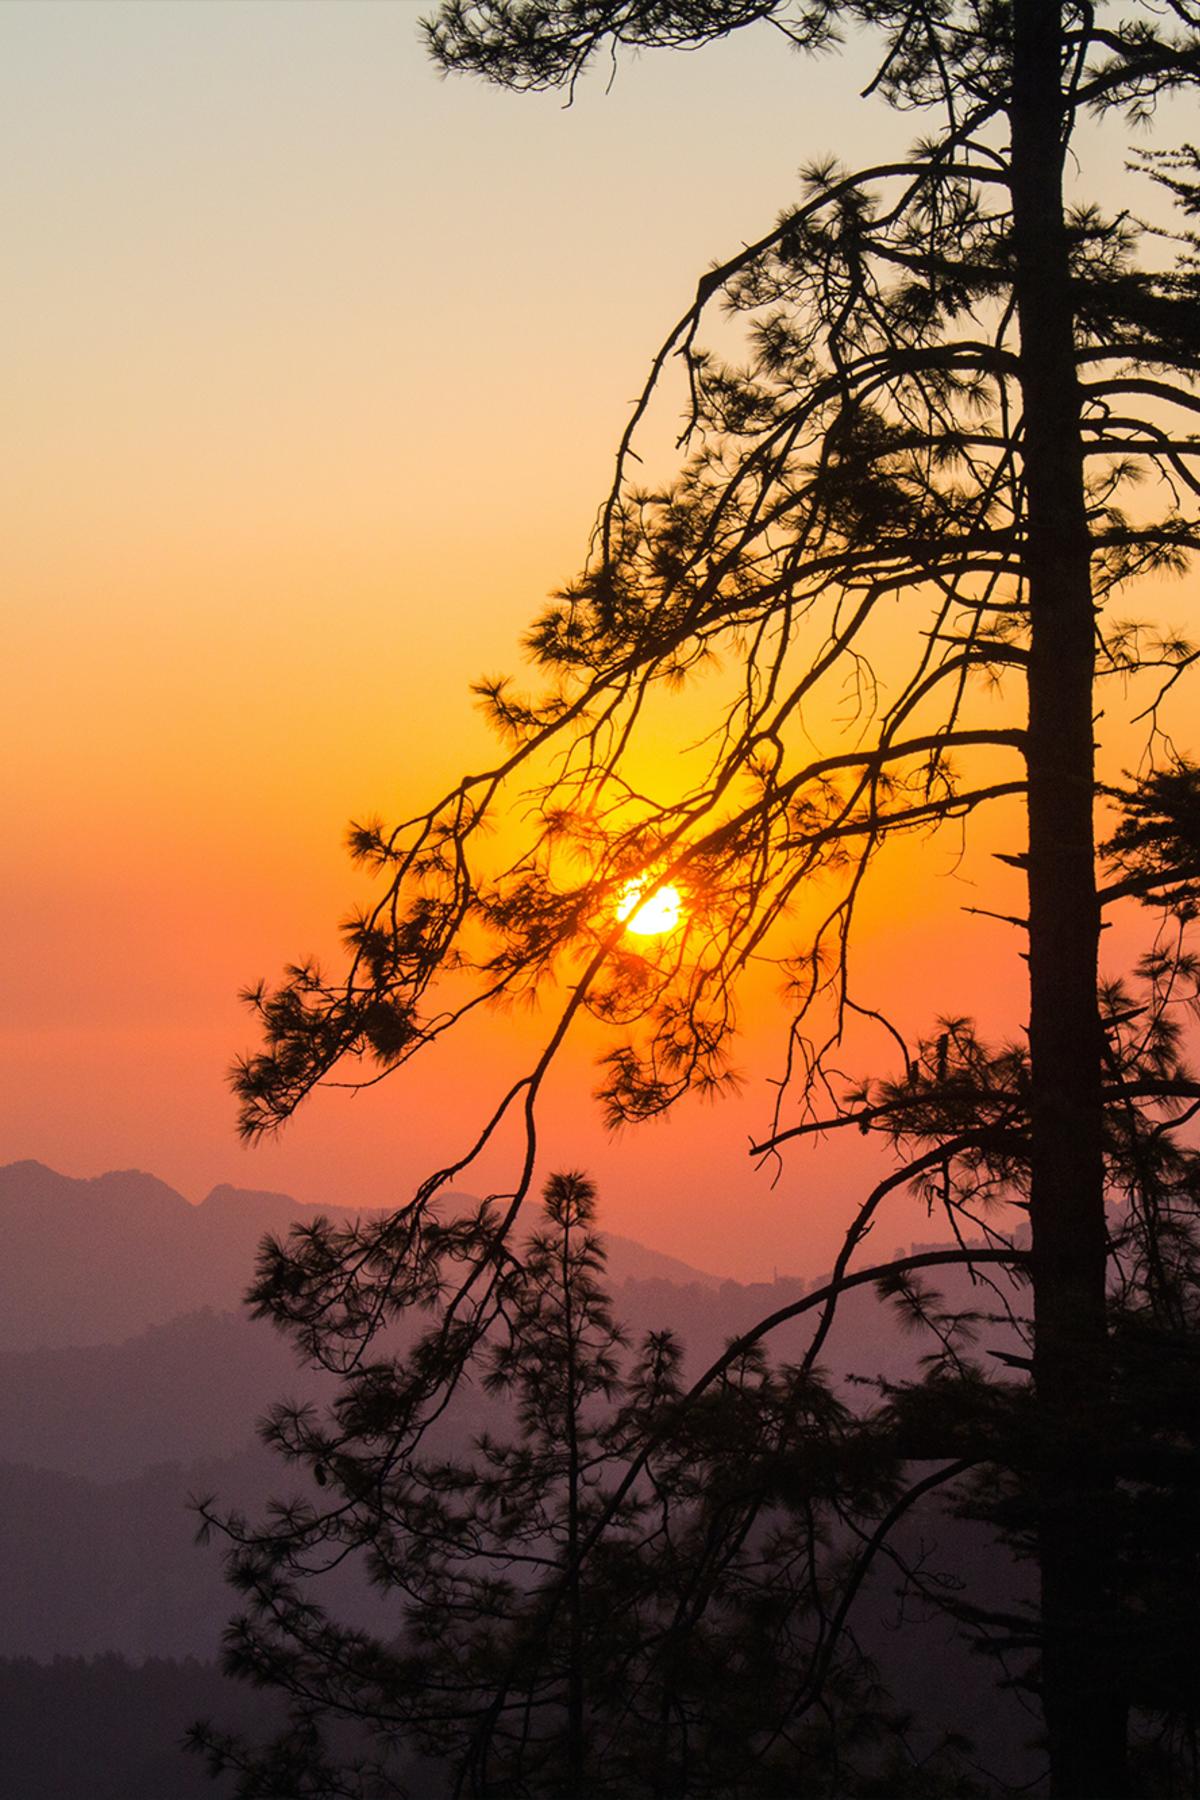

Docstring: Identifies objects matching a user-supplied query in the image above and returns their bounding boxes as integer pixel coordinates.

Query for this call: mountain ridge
[0,1160,724,1351]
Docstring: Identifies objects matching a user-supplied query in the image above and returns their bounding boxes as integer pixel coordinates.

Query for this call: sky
[2,2,1190,1280]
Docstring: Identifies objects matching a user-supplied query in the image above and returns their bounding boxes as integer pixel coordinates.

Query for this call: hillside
[0,1160,722,1352]
[0,1160,1035,1791]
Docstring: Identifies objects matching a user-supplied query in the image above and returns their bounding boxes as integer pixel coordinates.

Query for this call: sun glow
[617,880,684,937]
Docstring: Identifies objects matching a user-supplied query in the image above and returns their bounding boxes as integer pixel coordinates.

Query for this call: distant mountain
[0,1442,269,1661]
[0,1159,1035,1794]
[0,1439,368,1661]
[0,1308,321,1483]
[0,1162,294,1351]
[601,1231,723,1289]
[0,1264,1024,1493]
[0,1161,721,1352]
[0,1162,1024,1492]
[0,1655,287,1800]
[0,1401,1036,1787]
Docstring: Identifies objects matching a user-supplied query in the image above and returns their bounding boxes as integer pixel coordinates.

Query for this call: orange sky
[3,3,1194,1279]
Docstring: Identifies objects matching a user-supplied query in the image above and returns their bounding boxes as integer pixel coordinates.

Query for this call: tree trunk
[561,1219,585,1794]
[1010,3,1127,1793]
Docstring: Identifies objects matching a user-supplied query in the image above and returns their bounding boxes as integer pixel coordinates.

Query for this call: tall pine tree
[221,8,1200,1794]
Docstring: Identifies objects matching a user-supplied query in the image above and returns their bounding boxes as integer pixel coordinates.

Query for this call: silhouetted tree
[213,6,1200,1796]
[195,1176,996,1797]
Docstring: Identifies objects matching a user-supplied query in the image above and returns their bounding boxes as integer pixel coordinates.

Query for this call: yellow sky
[3,3,1191,1278]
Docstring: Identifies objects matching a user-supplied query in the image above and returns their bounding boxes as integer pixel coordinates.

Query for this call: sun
[616,880,683,938]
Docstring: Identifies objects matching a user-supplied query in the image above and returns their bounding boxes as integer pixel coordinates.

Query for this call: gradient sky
[3,3,1189,1279]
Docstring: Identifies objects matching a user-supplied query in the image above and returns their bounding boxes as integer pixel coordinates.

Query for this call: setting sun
[616,880,683,938]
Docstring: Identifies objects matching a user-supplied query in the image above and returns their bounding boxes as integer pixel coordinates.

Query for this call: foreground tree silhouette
[194,1175,999,1796]
[209,6,1200,1796]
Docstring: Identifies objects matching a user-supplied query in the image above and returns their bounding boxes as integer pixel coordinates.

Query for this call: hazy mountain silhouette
[0,1261,1023,1492]
[0,1160,1034,1791]
[0,1160,1025,1502]
[0,1412,1036,1787]
[0,1442,275,1661]
[0,1160,723,1352]
[0,1309,320,1483]
[0,1655,288,1800]
[0,1160,1026,1643]
[0,1438,397,1661]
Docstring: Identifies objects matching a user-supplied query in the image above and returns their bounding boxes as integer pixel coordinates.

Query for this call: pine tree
[196,1175,1000,1798]
[219,8,1200,1794]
